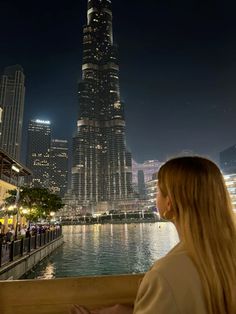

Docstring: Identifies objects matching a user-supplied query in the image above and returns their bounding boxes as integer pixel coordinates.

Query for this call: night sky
[0,0,236,164]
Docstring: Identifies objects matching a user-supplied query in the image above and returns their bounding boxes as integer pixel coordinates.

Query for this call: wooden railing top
[0,274,144,314]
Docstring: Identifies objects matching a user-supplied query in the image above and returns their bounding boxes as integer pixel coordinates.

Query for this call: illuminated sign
[35,119,51,125]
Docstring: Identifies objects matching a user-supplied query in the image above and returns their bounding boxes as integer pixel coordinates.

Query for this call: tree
[4,187,64,222]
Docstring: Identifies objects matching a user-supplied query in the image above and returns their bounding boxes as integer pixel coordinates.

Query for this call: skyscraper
[137,170,147,200]
[50,139,69,197]
[0,65,25,160]
[26,119,51,188]
[72,0,132,209]
[132,160,162,184]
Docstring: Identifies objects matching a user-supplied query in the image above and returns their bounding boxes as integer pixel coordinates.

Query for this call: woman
[72,157,236,314]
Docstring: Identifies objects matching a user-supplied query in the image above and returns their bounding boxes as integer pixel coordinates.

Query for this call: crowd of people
[0,224,61,245]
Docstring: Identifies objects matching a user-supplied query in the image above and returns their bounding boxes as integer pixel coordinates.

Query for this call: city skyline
[0,0,235,163]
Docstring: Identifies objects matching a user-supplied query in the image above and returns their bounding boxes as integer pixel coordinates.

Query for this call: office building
[0,65,25,160]
[72,0,132,210]
[50,139,69,197]
[26,119,51,188]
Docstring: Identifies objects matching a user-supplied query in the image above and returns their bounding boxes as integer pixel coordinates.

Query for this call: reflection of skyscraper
[72,0,132,208]
[0,65,25,160]
[50,139,69,197]
[26,119,51,188]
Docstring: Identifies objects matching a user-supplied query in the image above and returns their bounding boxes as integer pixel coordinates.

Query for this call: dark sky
[0,0,236,164]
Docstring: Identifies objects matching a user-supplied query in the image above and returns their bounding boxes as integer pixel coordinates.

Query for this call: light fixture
[11,164,20,173]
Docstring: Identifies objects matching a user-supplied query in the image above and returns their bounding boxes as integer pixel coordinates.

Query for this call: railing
[0,227,62,268]
[0,273,144,314]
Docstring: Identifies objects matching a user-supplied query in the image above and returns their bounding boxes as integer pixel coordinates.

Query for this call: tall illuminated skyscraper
[72,0,132,209]
[50,139,69,197]
[26,119,51,188]
[0,65,25,160]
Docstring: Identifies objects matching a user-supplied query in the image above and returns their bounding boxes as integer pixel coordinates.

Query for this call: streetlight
[11,164,21,240]
[50,211,55,224]
[14,188,20,240]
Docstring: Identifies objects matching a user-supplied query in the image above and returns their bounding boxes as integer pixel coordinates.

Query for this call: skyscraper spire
[72,0,132,210]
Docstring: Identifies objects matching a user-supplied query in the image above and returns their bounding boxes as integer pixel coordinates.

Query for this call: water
[24,222,179,279]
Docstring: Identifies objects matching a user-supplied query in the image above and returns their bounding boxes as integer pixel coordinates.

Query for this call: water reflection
[24,222,179,279]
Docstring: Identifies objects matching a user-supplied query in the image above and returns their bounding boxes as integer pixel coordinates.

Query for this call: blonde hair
[158,156,236,314]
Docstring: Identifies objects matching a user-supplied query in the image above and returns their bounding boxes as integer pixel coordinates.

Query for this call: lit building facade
[72,0,132,209]
[145,170,236,213]
[224,173,236,212]
[26,119,51,188]
[146,172,158,210]
[132,160,162,184]
[0,65,25,160]
[132,160,162,199]
[0,149,31,229]
[220,145,236,174]
[50,139,69,197]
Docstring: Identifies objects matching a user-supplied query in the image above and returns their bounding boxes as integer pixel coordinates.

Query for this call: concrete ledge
[0,273,144,314]
[0,236,64,280]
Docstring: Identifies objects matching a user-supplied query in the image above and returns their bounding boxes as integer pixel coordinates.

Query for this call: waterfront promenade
[0,226,63,279]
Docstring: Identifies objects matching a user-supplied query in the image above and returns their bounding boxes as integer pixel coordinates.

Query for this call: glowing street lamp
[11,164,21,239]
[22,208,29,215]
[11,165,20,173]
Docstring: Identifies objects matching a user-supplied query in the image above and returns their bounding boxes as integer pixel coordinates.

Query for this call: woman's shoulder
[139,243,207,313]
[150,243,199,279]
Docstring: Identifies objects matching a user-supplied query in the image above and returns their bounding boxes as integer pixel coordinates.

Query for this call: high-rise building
[132,160,162,184]
[137,170,146,199]
[146,172,158,210]
[0,65,25,160]
[72,0,132,210]
[50,139,69,197]
[220,145,236,174]
[26,119,51,188]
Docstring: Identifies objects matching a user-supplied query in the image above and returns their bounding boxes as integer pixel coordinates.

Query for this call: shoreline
[61,218,166,226]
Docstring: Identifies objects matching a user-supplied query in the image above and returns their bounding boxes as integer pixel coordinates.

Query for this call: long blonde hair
[158,156,236,314]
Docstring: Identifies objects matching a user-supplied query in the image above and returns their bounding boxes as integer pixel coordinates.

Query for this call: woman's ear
[166,195,172,211]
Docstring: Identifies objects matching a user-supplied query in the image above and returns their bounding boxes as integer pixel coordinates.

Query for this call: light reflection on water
[24,222,179,280]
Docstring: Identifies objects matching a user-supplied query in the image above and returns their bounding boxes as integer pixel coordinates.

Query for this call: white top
[133,242,207,314]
